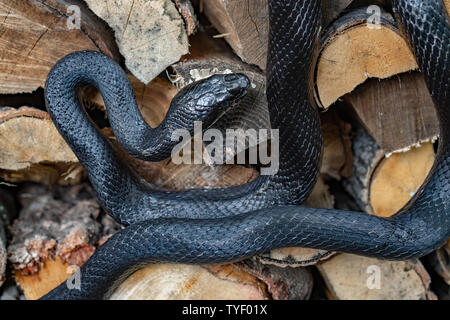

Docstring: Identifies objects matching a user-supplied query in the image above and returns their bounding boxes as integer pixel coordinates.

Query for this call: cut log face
[343,126,436,217]
[317,254,436,300]
[370,143,435,217]
[315,8,418,109]
[0,0,119,94]
[84,0,189,84]
[111,264,268,300]
[0,107,83,185]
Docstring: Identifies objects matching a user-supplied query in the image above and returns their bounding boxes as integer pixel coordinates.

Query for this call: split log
[317,254,437,300]
[315,7,418,109]
[111,264,268,300]
[0,107,84,185]
[344,72,438,154]
[201,0,269,70]
[84,0,190,84]
[343,126,435,217]
[0,0,119,94]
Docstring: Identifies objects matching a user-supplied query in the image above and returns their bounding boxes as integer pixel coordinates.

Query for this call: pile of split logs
[0,0,448,300]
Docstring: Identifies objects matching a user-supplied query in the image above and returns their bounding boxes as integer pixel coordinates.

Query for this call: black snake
[42,0,449,299]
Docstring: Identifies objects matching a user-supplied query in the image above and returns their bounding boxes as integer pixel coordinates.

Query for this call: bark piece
[317,254,436,300]
[8,183,118,299]
[174,0,198,36]
[344,72,438,154]
[111,264,268,300]
[84,0,189,84]
[315,8,418,109]
[0,0,119,94]
[0,107,83,185]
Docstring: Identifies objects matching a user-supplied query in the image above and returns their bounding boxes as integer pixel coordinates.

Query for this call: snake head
[170,73,250,121]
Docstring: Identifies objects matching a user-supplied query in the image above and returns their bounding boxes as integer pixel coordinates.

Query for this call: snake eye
[224,73,250,98]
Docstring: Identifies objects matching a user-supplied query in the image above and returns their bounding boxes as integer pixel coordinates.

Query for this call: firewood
[344,72,438,154]
[317,254,437,300]
[0,107,84,185]
[111,264,268,300]
[315,7,418,109]
[0,0,119,94]
[201,0,269,70]
[9,183,116,300]
[84,0,190,84]
[343,126,435,217]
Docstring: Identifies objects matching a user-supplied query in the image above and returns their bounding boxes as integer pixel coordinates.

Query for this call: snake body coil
[43,0,449,299]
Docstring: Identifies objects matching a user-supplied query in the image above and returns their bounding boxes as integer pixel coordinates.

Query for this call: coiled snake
[42,0,449,299]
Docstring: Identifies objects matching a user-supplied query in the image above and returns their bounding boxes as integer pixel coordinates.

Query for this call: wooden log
[315,7,418,109]
[317,254,437,300]
[343,126,435,217]
[9,183,116,300]
[344,72,438,154]
[0,107,84,185]
[111,264,268,300]
[0,0,119,94]
[84,0,190,84]
[201,0,268,70]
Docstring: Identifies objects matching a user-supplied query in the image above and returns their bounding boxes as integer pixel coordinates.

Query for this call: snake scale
[42,0,449,299]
